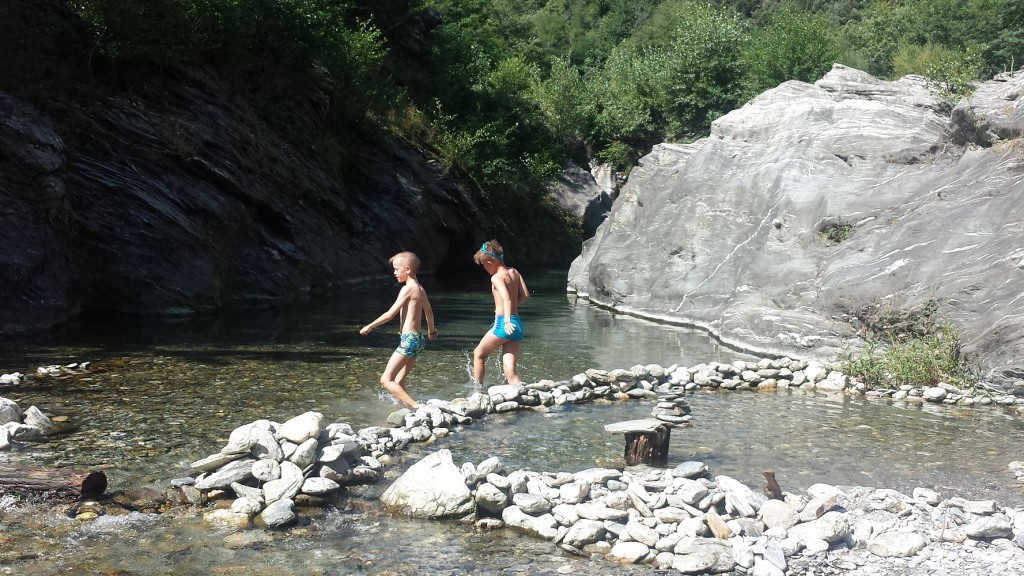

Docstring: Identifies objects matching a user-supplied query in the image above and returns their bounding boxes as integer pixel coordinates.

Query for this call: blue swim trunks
[396,332,426,358]
[491,315,524,341]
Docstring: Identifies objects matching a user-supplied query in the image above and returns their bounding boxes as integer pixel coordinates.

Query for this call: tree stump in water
[0,467,107,500]
[604,418,672,466]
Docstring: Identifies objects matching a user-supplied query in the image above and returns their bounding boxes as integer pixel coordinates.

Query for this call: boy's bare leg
[380,352,420,409]
[500,341,522,385]
[473,332,506,386]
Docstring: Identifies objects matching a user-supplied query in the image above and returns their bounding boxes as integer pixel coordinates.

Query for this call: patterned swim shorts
[396,332,426,358]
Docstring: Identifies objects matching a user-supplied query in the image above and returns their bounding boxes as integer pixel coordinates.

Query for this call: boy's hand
[428,328,439,340]
[359,325,372,335]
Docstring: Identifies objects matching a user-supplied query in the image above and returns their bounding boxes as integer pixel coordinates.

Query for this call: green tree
[532,57,599,154]
[655,2,748,138]
[742,5,841,98]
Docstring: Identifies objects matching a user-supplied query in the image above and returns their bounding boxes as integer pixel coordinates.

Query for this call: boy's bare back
[490,267,528,316]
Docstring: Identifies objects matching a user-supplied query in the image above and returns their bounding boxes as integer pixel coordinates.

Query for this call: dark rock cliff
[0,1,481,335]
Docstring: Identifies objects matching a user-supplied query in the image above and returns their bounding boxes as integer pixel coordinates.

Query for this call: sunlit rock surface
[569,64,1024,389]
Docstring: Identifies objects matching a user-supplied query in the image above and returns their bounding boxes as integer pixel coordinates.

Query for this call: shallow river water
[2,270,1023,575]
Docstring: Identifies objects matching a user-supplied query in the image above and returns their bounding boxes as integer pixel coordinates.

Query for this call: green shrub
[819,219,853,244]
[741,5,841,99]
[843,309,979,390]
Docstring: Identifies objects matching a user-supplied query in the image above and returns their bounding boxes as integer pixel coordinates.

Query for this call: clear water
[1,270,1022,574]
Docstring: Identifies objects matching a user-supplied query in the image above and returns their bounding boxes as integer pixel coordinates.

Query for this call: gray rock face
[548,162,614,239]
[568,64,1024,388]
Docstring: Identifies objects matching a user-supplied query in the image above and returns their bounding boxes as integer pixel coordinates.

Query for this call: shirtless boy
[472,240,530,386]
[359,251,437,408]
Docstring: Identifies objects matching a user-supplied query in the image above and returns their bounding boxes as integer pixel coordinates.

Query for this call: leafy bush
[844,322,978,389]
[655,2,748,138]
[741,5,841,99]
[893,43,983,99]
[843,301,979,389]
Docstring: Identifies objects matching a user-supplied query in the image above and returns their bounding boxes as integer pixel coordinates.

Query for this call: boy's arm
[422,292,438,340]
[360,286,410,335]
[517,272,530,304]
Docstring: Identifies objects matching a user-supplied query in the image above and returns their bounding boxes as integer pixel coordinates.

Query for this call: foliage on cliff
[7,0,1024,263]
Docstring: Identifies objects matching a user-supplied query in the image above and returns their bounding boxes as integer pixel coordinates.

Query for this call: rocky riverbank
[6,355,1024,575]
[159,357,1024,575]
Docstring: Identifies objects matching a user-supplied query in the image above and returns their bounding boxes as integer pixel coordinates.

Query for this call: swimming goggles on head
[479,244,503,259]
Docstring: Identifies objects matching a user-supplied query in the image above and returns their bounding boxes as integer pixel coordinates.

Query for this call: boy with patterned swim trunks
[359,251,437,408]
[472,240,530,386]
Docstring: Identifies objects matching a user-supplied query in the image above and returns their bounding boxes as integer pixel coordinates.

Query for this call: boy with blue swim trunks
[473,240,530,386]
[359,251,437,408]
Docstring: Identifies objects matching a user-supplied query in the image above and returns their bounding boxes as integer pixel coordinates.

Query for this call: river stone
[487,384,520,403]
[0,398,21,425]
[204,508,251,528]
[672,538,736,574]
[912,487,941,505]
[230,482,264,502]
[301,476,340,496]
[191,452,245,473]
[386,408,410,426]
[263,461,304,503]
[576,501,629,522]
[958,498,999,515]
[963,515,1014,539]
[608,541,650,563]
[672,461,708,479]
[221,420,276,455]
[230,496,263,517]
[278,411,323,444]
[21,406,53,434]
[259,497,296,528]
[502,506,558,539]
[674,479,709,506]
[788,511,850,544]
[475,456,505,477]
[563,519,606,548]
[759,499,800,529]
[567,64,1024,389]
[4,422,41,442]
[250,428,284,462]
[764,541,787,570]
[624,519,659,547]
[289,438,319,471]
[318,441,359,464]
[716,475,759,517]
[574,467,622,485]
[381,449,474,519]
[654,506,689,524]
[475,482,509,515]
[551,503,580,526]
[196,457,256,490]
[867,530,928,557]
[252,459,281,482]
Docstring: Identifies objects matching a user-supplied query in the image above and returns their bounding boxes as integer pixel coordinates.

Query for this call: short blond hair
[474,240,504,265]
[389,251,420,271]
